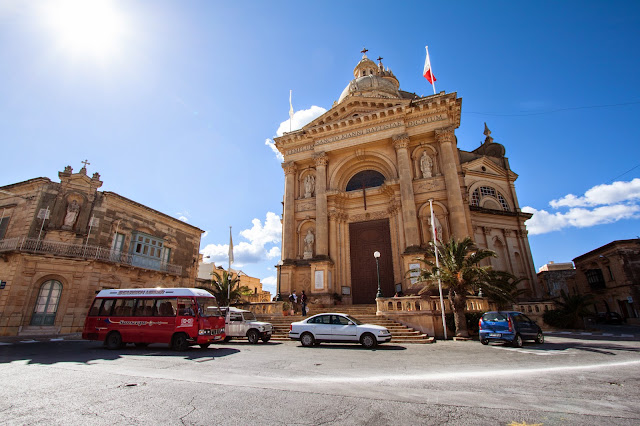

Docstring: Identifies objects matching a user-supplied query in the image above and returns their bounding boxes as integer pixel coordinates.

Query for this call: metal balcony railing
[0,237,182,275]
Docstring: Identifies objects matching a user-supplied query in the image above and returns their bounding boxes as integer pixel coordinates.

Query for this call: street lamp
[374,251,382,298]
[275,260,284,301]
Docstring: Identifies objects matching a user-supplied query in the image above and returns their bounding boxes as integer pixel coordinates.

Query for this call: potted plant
[282,301,291,316]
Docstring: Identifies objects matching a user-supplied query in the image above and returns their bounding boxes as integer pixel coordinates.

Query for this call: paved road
[1,335,639,425]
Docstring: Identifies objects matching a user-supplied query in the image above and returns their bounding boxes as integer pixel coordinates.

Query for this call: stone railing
[235,301,283,315]
[0,237,182,275]
[376,295,494,314]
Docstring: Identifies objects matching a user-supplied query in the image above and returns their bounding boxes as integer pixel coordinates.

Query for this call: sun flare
[41,0,126,60]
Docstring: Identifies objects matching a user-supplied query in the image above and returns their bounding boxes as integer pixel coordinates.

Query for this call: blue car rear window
[482,313,507,322]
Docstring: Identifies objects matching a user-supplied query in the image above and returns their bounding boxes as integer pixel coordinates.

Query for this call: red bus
[83,288,225,350]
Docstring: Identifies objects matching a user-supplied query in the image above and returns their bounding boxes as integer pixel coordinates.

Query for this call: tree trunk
[450,291,469,338]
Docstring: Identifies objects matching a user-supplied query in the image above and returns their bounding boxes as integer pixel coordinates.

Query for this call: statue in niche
[303,229,315,259]
[420,152,433,178]
[63,200,80,229]
[303,174,315,198]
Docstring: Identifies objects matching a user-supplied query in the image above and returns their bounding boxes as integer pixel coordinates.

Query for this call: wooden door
[349,219,394,304]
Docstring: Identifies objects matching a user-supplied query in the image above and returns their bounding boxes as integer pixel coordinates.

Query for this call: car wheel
[223,336,232,343]
[300,332,315,347]
[535,331,544,344]
[360,333,377,349]
[512,333,523,348]
[261,336,270,343]
[105,332,123,350]
[247,330,259,344]
[481,339,489,345]
[199,343,210,349]
[172,333,190,351]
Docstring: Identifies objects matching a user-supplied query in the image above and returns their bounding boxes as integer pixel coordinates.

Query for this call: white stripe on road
[291,360,640,384]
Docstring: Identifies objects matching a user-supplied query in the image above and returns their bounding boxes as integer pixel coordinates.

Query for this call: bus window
[89,299,101,316]
[177,298,196,316]
[156,299,177,316]
[134,299,155,316]
[99,299,115,316]
[197,297,222,317]
[113,298,136,316]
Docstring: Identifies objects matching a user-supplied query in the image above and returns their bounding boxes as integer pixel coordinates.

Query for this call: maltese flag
[423,46,436,84]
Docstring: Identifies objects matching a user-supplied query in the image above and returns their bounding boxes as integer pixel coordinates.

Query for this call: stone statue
[303,229,315,259]
[304,175,315,198]
[63,200,80,228]
[420,152,433,178]
[63,165,72,174]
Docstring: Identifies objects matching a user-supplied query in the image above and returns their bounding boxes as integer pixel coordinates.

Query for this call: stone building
[274,51,538,305]
[572,239,640,322]
[537,261,577,298]
[0,165,203,336]
[197,261,271,303]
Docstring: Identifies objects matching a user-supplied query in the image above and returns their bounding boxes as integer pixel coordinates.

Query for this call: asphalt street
[1,333,639,425]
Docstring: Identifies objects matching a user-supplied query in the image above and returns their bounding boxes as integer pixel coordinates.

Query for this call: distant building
[0,165,204,336]
[197,261,271,303]
[572,239,640,322]
[537,261,577,298]
[274,51,539,305]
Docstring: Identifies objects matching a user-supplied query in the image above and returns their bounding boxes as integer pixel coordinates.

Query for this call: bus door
[176,298,197,337]
[154,298,178,343]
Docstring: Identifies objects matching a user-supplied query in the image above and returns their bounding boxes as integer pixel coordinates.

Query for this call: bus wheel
[199,344,210,349]
[105,332,123,350]
[247,330,259,344]
[172,333,190,351]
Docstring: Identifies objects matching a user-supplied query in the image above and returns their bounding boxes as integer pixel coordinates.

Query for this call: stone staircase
[256,304,433,344]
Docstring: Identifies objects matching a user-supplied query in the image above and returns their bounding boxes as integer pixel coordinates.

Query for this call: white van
[221,307,273,344]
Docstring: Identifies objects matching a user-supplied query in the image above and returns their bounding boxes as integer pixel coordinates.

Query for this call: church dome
[338,51,401,103]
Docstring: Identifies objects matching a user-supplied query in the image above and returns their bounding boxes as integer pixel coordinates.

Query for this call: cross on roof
[377,56,383,62]
[360,47,368,55]
[81,159,90,168]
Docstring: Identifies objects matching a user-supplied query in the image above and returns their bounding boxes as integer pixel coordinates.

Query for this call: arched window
[30,280,62,326]
[346,170,385,191]
[470,186,510,211]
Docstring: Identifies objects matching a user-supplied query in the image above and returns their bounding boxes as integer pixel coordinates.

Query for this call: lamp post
[276,260,284,301]
[374,251,382,298]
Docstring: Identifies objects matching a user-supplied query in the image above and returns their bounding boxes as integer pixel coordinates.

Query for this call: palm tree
[554,290,595,328]
[416,237,496,338]
[483,270,526,310]
[206,270,251,307]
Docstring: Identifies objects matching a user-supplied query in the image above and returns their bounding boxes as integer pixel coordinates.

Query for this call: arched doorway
[30,280,62,326]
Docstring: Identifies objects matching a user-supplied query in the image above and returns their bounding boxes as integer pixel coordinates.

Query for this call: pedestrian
[291,290,298,314]
[300,290,308,316]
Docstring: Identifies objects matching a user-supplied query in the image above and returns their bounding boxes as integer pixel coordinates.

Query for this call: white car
[221,307,273,344]
[289,313,391,348]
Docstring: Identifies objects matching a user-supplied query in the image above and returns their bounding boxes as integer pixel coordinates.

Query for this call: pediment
[463,157,518,180]
[302,96,411,130]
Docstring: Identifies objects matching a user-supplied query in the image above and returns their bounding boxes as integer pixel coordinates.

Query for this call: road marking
[621,334,634,337]
[19,340,37,343]
[290,360,640,384]
[0,342,12,346]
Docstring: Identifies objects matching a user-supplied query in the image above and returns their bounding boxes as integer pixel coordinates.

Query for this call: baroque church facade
[275,52,539,305]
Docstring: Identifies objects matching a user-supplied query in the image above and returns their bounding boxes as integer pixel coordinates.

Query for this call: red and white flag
[423,46,436,86]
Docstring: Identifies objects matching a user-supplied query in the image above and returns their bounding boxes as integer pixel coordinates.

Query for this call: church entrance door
[349,219,394,304]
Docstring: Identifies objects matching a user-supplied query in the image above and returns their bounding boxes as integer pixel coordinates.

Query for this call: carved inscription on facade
[285,144,314,156]
[315,121,404,146]
[406,114,447,128]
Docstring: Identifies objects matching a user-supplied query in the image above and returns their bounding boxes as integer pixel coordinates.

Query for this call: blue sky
[1,1,639,295]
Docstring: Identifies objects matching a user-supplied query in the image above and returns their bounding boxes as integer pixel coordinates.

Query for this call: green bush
[543,309,571,328]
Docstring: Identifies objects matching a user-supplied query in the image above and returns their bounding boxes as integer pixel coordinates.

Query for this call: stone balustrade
[376,295,494,314]
[235,301,284,316]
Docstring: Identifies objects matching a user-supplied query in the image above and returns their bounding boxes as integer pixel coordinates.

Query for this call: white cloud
[200,212,282,265]
[178,216,188,222]
[550,178,640,208]
[524,178,640,235]
[202,230,209,239]
[261,275,277,295]
[265,105,327,162]
[176,210,191,222]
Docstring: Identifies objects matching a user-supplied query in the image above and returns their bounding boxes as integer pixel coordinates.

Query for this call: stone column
[282,161,297,260]
[435,127,469,239]
[392,133,420,249]
[313,152,329,257]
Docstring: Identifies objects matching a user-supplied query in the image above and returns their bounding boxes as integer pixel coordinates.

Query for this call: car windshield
[197,297,222,317]
[482,312,507,322]
[346,315,363,325]
[242,312,256,321]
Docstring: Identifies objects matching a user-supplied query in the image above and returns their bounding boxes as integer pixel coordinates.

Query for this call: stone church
[274,52,539,305]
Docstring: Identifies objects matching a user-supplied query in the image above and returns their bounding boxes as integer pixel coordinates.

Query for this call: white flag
[289,90,294,120]
[228,227,234,265]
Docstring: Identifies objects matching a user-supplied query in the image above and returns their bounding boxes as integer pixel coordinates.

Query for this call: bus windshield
[197,297,222,317]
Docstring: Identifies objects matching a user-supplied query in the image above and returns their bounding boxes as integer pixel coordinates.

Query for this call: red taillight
[507,316,513,332]
[478,319,482,329]
[290,324,292,331]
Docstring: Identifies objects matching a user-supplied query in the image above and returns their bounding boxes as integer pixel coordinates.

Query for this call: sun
[41,0,127,60]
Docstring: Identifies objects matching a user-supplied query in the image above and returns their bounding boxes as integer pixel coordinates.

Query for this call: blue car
[479,311,544,347]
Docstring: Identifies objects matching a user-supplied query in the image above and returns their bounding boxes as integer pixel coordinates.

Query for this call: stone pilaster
[313,152,329,257]
[435,127,469,239]
[392,133,420,249]
[282,161,297,260]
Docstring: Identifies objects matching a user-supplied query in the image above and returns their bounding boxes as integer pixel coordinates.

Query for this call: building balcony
[0,237,182,276]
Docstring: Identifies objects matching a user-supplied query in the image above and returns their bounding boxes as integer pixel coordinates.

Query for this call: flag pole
[429,199,447,340]
[289,90,294,132]
[228,226,233,305]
